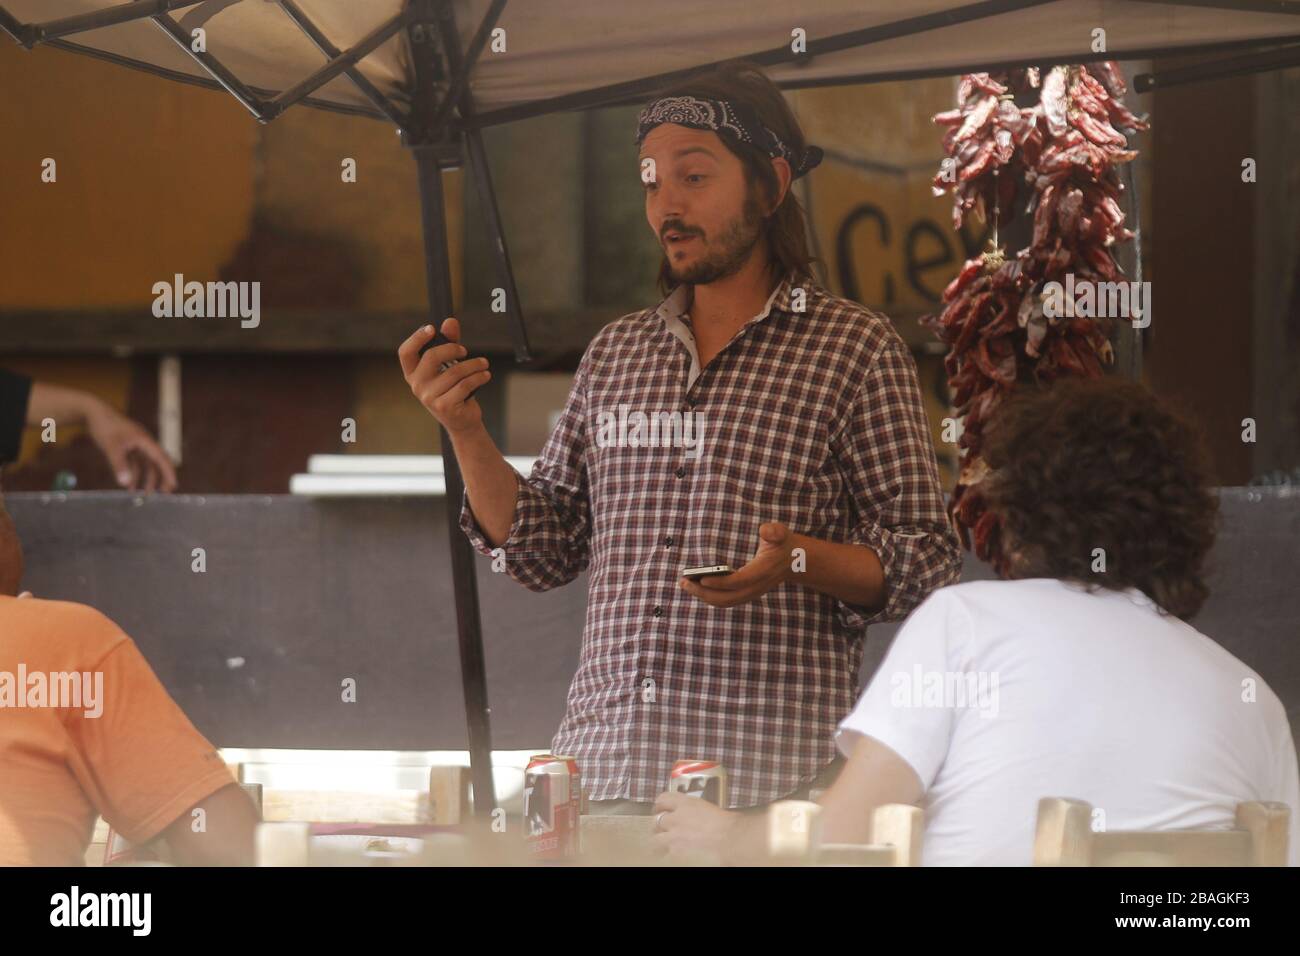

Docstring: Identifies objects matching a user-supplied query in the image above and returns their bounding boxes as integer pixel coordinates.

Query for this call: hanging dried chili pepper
[923,61,1148,567]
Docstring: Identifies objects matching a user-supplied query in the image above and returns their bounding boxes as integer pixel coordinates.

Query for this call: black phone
[417,327,481,397]
[417,328,460,370]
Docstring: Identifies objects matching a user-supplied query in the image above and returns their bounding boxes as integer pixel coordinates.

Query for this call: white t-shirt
[837,578,1300,866]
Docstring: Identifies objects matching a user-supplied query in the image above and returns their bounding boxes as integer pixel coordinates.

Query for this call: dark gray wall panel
[6,488,1297,749]
[7,493,585,750]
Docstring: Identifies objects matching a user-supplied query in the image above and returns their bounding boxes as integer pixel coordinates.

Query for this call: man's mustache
[665,223,707,240]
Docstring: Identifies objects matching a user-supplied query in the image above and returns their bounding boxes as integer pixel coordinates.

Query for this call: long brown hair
[643,59,820,296]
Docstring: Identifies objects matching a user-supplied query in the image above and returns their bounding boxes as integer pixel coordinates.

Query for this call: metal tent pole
[403,0,496,819]
[1134,41,1300,92]
[434,0,532,365]
[276,0,409,128]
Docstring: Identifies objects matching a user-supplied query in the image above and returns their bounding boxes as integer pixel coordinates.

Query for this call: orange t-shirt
[0,595,236,866]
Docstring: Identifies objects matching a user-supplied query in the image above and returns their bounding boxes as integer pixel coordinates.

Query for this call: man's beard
[666,192,765,286]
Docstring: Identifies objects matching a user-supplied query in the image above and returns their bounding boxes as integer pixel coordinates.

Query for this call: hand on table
[650,791,741,864]
[678,521,798,608]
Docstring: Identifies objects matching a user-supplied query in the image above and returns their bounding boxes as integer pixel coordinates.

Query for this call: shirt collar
[767,267,807,318]
[654,267,807,329]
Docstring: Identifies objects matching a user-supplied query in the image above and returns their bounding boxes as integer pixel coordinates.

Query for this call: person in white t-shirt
[652,377,1299,865]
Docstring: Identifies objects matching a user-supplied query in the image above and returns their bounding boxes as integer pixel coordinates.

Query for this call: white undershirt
[656,278,783,391]
[837,577,1300,866]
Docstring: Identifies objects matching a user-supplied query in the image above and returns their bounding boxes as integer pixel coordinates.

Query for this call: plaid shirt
[460,267,961,807]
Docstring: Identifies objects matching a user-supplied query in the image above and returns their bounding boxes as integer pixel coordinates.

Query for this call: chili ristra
[924,64,1149,571]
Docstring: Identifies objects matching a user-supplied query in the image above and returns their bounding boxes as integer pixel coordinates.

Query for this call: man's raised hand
[398,317,492,435]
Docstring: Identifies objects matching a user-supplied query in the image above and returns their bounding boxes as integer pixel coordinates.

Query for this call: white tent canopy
[4,1,1300,123]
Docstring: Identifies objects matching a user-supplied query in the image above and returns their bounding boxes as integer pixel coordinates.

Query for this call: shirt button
[652,605,663,617]
[675,466,686,479]
[664,535,674,547]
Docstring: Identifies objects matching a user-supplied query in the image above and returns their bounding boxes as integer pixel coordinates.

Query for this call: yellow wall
[0,40,465,468]
[254,107,464,312]
[350,355,443,455]
[791,78,974,324]
[0,43,258,308]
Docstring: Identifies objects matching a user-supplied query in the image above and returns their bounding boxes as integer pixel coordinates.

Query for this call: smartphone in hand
[681,565,735,580]
[418,327,481,397]
[418,328,460,371]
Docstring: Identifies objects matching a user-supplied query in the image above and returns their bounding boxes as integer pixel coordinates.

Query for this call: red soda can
[550,754,586,815]
[524,754,580,859]
[669,759,728,806]
[533,754,585,814]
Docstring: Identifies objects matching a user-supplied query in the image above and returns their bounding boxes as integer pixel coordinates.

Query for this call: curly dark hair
[980,376,1219,621]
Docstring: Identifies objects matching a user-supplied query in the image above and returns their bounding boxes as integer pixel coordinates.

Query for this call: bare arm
[679,523,886,613]
[727,734,921,860]
[652,733,922,864]
[398,319,518,547]
[159,783,260,867]
[446,425,522,549]
[788,531,886,612]
[817,732,924,844]
[26,381,93,427]
[26,382,177,491]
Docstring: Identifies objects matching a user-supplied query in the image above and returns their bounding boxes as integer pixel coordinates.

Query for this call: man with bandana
[399,60,961,815]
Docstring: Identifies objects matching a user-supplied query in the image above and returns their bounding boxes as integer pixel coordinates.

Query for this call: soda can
[530,753,586,814]
[527,754,583,806]
[669,759,728,806]
[524,755,580,860]
[549,755,586,815]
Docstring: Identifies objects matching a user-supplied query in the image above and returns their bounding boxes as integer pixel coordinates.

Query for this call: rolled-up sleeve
[458,349,593,592]
[831,337,962,629]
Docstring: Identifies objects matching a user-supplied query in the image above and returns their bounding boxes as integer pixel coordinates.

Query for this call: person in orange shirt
[0,482,257,866]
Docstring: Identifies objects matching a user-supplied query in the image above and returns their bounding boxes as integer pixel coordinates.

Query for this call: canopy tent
[4,1,1300,120]
[4,0,1299,817]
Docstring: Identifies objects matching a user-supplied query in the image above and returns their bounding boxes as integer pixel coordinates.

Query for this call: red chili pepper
[1089,61,1128,99]
[922,62,1143,564]
[1073,109,1128,148]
